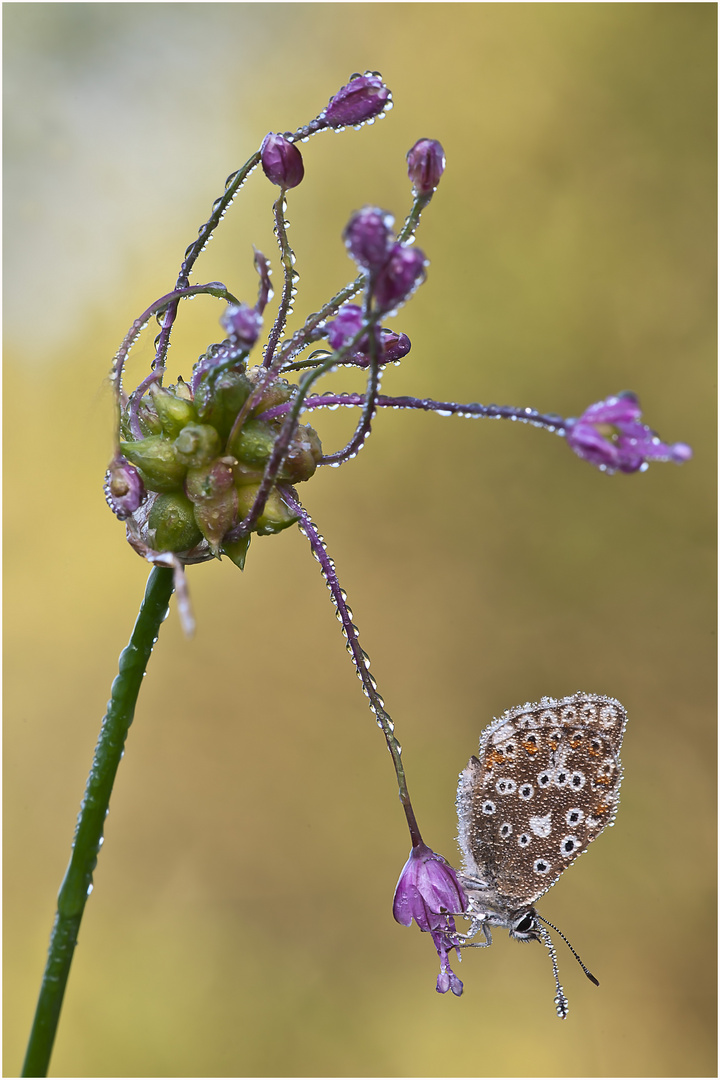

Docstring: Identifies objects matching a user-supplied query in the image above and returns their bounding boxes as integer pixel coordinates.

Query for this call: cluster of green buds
[115,344,322,566]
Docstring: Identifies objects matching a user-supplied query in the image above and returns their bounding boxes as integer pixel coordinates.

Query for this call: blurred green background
[4,4,716,1077]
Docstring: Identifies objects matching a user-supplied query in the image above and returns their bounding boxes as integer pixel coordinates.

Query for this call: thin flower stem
[21,567,175,1079]
[397,190,433,245]
[319,299,382,467]
[263,193,296,368]
[282,489,422,846]
[110,283,240,411]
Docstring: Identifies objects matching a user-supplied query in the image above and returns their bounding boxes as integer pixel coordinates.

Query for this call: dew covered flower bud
[326,304,364,350]
[343,207,395,273]
[148,492,203,553]
[235,484,298,535]
[324,73,391,128]
[393,842,467,931]
[373,243,427,312]
[173,423,221,468]
[119,435,187,493]
[104,456,145,520]
[220,303,263,351]
[149,384,196,437]
[406,138,446,195]
[261,133,305,189]
[566,391,693,474]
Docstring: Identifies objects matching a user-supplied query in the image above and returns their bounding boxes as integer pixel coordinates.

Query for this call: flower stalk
[21,566,175,1078]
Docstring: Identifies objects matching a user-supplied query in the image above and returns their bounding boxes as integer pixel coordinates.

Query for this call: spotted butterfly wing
[456,692,627,906]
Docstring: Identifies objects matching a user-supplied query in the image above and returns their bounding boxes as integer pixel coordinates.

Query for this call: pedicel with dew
[24,72,692,1077]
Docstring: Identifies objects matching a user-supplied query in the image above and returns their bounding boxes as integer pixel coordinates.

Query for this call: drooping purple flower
[260,133,305,189]
[373,243,427,312]
[343,207,395,274]
[406,139,446,195]
[393,842,467,931]
[324,73,391,128]
[220,303,263,351]
[104,456,146,519]
[566,391,693,474]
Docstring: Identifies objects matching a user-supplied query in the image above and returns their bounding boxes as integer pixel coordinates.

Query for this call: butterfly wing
[456,692,627,906]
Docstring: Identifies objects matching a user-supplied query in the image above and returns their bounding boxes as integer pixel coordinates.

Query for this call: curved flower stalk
[24,72,693,1077]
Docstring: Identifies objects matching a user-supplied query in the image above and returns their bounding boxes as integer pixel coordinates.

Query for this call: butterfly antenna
[538,914,599,987]
[535,922,569,1019]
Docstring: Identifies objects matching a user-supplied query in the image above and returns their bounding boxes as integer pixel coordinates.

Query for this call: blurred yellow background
[4,4,715,1077]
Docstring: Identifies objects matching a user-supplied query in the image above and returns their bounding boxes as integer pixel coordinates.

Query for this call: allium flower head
[393,842,467,931]
[260,133,305,189]
[406,139,446,195]
[324,73,391,128]
[566,391,693,474]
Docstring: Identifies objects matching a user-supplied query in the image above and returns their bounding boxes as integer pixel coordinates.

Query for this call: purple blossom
[566,391,693,474]
[324,73,391,128]
[373,243,427,312]
[343,207,395,274]
[325,305,411,365]
[393,842,467,931]
[220,303,263,351]
[104,457,145,519]
[260,133,305,189]
[406,139,446,195]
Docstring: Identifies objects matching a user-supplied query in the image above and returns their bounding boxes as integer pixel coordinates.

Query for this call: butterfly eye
[514,913,535,935]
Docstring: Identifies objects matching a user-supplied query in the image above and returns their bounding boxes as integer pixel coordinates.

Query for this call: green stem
[22,566,175,1078]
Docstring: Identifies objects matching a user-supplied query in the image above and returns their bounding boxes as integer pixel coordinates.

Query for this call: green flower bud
[193,487,238,555]
[221,533,251,570]
[150,384,197,437]
[236,484,298,535]
[228,418,276,467]
[280,423,323,483]
[119,436,187,493]
[185,458,235,503]
[174,423,221,467]
[248,372,294,416]
[148,492,203,553]
[195,371,253,440]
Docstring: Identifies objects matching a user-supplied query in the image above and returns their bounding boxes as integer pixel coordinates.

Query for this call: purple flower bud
[406,138,446,195]
[392,842,467,932]
[104,456,146,519]
[377,328,412,363]
[323,73,391,128]
[326,305,412,367]
[373,243,427,312]
[260,133,305,189]
[343,207,395,273]
[221,303,263,351]
[326,304,364,350]
[566,391,693,474]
